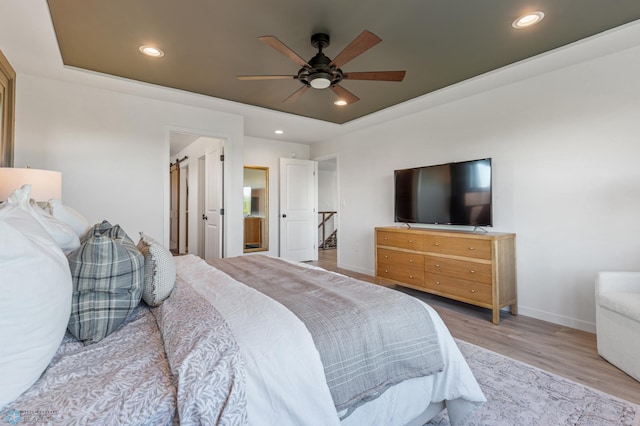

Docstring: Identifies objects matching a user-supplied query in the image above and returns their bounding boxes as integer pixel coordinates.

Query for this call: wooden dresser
[375,226,517,324]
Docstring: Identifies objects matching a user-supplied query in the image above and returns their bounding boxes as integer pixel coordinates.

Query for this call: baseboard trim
[336,262,373,277]
[518,305,596,333]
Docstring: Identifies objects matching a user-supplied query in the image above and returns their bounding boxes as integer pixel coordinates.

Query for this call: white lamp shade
[0,168,62,201]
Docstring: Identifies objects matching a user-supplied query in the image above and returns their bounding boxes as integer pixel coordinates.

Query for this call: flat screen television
[394,158,492,226]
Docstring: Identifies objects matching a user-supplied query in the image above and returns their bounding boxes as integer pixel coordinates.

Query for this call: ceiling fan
[237,30,406,104]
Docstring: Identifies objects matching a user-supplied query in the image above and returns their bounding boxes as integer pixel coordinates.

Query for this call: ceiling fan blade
[343,71,406,82]
[237,75,296,80]
[283,85,310,103]
[258,36,310,68]
[330,84,360,104]
[329,30,382,69]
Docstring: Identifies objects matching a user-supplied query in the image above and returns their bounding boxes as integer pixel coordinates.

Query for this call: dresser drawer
[377,263,425,286]
[424,273,492,305]
[377,231,424,251]
[425,255,492,284]
[377,248,424,269]
[424,235,492,260]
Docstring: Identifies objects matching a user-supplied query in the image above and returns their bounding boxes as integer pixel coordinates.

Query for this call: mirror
[1,49,16,167]
[243,166,268,252]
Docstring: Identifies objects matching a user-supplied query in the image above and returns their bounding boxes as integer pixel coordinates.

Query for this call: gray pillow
[67,220,144,344]
[137,232,176,306]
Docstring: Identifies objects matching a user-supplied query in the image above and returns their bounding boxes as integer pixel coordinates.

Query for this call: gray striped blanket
[208,255,443,418]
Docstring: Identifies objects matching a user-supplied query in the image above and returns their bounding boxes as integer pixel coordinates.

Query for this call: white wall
[243,136,310,257]
[318,170,338,212]
[14,74,246,256]
[311,33,640,332]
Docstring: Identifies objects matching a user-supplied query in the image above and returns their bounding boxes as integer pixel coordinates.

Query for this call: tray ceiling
[47,0,640,124]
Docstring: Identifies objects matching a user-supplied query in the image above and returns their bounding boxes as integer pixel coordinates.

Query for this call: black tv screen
[394,158,492,226]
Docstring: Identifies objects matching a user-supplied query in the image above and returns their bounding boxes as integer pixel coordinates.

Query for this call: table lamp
[0,167,62,202]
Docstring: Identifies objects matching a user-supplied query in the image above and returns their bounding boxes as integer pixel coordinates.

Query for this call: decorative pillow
[66,220,144,345]
[5,184,80,254]
[137,232,176,306]
[0,203,72,409]
[45,198,91,239]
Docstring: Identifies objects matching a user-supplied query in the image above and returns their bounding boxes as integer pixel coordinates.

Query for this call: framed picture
[0,49,16,167]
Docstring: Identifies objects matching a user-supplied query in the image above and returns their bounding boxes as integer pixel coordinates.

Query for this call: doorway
[169,131,224,259]
[169,156,189,254]
[317,155,338,267]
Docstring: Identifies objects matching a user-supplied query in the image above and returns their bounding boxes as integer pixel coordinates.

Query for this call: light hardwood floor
[311,249,640,405]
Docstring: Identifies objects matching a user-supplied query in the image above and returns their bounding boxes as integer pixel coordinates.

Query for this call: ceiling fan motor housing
[301,33,344,89]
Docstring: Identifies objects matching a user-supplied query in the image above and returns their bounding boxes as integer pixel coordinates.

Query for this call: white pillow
[45,198,91,239]
[137,232,176,306]
[5,185,80,254]
[0,203,73,409]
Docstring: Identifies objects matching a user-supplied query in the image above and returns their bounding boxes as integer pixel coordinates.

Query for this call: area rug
[427,339,640,426]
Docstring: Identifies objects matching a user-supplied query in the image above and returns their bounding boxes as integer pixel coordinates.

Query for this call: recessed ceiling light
[139,45,164,57]
[512,11,545,29]
[334,100,348,106]
[274,130,284,135]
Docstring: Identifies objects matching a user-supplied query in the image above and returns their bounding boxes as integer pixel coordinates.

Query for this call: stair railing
[318,211,337,250]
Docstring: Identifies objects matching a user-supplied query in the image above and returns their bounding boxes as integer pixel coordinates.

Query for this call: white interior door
[203,143,223,260]
[280,157,318,261]
[179,163,188,254]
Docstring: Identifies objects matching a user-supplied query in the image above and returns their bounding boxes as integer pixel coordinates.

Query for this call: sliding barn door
[169,163,180,253]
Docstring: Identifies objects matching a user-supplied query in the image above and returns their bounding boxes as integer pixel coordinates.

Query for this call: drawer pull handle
[468,247,475,251]
[408,240,413,243]
[384,255,388,259]
[409,275,414,279]
[435,264,440,267]
[470,270,475,274]
[470,289,476,293]
[434,243,440,246]
[435,281,440,285]
[409,259,413,263]
[384,269,388,273]
[384,237,388,241]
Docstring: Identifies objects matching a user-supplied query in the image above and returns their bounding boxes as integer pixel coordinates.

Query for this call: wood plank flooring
[311,249,640,405]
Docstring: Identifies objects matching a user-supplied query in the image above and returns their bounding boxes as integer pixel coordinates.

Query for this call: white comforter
[176,255,485,426]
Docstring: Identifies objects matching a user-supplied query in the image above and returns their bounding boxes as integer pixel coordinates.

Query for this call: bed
[1,188,485,426]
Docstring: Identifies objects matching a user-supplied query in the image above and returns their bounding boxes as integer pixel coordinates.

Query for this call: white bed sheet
[176,255,485,426]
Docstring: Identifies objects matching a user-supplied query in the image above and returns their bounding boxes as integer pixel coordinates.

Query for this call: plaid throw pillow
[67,220,144,344]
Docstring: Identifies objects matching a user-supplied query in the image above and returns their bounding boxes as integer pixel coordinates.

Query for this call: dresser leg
[492,308,500,325]
[510,304,518,316]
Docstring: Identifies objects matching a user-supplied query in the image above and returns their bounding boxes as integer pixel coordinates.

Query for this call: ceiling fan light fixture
[139,45,164,57]
[512,11,545,29]
[309,72,332,89]
[334,99,348,106]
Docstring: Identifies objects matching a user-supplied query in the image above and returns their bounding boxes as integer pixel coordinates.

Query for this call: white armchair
[596,272,640,382]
